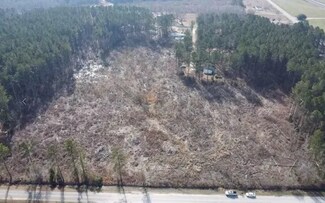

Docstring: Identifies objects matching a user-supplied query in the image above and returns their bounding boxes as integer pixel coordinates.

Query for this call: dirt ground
[1,47,322,189]
[243,0,291,24]
[171,13,197,34]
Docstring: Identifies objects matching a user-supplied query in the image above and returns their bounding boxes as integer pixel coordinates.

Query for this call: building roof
[203,67,216,75]
[170,32,186,37]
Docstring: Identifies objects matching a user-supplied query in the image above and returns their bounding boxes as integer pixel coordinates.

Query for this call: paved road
[1,188,325,203]
[266,0,299,23]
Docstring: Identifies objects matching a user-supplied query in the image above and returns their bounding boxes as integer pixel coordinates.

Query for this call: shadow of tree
[179,74,263,106]
[292,190,305,201]
[117,184,128,203]
[306,191,325,203]
[179,75,198,90]
[4,184,10,203]
[142,186,151,203]
[60,186,65,203]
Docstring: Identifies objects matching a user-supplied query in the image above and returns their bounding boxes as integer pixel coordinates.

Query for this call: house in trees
[203,67,216,76]
[180,63,187,69]
[91,0,113,7]
[202,66,219,81]
[0,123,7,142]
[179,63,187,74]
[170,32,186,41]
[100,0,114,7]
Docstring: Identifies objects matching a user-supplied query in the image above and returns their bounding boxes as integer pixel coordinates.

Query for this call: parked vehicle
[246,192,256,198]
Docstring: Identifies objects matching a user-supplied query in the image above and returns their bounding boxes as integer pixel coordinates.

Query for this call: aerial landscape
[0,0,325,202]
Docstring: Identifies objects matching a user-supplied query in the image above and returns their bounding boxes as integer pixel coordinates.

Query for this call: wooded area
[0,6,153,131]
[176,14,325,170]
[0,0,98,9]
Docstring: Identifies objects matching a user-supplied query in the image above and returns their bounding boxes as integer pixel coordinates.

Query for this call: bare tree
[64,139,80,184]
[48,144,65,186]
[112,148,126,186]
[19,141,41,182]
[79,152,89,185]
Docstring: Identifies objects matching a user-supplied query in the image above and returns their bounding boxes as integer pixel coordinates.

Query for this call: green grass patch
[309,19,325,31]
[273,0,325,18]
[315,0,325,3]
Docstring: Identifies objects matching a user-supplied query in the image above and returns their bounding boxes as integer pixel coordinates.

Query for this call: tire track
[266,0,299,23]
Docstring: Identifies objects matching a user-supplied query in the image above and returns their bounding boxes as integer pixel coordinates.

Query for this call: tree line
[0,140,126,188]
[176,14,325,171]
[0,6,154,132]
[0,0,99,10]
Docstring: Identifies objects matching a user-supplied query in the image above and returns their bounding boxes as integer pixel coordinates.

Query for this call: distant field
[308,19,325,29]
[272,0,325,30]
[272,0,325,17]
[124,0,244,14]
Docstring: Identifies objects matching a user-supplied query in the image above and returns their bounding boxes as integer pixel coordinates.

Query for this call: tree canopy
[297,14,307,21]
[0,0,99,9]
[190,13,325,165]
[157,14,174,38]
[0,6,154,128]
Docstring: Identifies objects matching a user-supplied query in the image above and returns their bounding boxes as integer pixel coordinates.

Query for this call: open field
[306,0,325,8]
[1,47,322,189]
[272,0,325,29]
[243,0,291,24]
[123,0,244,14]
[272,0,325,17]
[308,19,325,29]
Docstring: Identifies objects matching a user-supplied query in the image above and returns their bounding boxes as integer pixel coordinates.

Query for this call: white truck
[225,190,237,197]
[246,192,256,198]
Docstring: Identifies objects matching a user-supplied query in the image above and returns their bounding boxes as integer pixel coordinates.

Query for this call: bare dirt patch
[243,0,292,24]
[2,47,322,189]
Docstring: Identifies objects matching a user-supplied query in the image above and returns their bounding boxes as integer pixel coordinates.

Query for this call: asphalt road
[1,188,325,203]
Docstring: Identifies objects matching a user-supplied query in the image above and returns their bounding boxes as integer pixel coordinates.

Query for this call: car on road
[246,192,256,198]
[225,190,237,197]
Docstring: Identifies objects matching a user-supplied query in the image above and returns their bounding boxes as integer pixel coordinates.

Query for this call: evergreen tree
[0,143,12,183]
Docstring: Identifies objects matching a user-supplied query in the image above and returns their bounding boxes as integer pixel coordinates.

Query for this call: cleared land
[243,0,291,24]
[272,0,325,17]
[272,0,325,29]
[2,47,321,188]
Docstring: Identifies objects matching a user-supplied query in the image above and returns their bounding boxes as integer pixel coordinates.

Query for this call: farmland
[272,0,325,29]
[243,0,292,24]
[122,0,244,14]
[272,0,325,17]
[308,19,325,30]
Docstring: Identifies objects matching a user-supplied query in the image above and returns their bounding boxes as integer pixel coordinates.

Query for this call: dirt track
[243,0,292,24]
[266,0,298,23]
